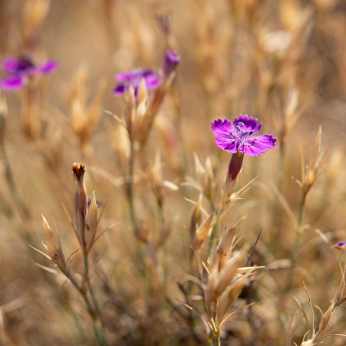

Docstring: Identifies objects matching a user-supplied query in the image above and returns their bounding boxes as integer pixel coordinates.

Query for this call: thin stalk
[284,193,307,292]
[207,209,223,259]
[268,140,286,255]
[207,331,214,345]
[127,141,137,233]
[125,138,148,279]
[291,194,307,264]
[68,275,95,319]
[69,276,103,345]
[83,255,109,345]
[0,149,30,220]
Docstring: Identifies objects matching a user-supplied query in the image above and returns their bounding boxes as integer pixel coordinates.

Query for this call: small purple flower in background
[211,114,277,156]
[162,50,180,77]
[113,50,180,98]
[333,241,346,250]
[0,56,58,92]
[113,68,161,98]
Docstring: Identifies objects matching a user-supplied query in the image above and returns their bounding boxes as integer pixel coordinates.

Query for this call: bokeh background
[0,0,346,345]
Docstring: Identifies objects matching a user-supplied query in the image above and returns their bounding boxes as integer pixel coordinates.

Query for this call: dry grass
[0,0,346,345]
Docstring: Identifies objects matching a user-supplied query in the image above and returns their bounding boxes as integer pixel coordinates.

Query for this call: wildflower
[162,50,180,78]
[333,241,346,250]
[211,114,277,156]
[113,68,161,98]
[0,56,58,92]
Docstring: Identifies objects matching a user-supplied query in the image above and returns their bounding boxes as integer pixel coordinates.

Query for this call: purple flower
[162,50,180,77]
[0,56,58,92]
[113,68,161,98]
[211,114,277,156]
[333,241,346,250]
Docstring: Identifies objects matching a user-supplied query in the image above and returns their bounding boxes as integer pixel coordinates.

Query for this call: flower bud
[162,50,180,78]
[72,163,88,249]
[224,151,244,204]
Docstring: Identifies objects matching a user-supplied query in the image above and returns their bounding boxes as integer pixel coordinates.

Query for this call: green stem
[0,149,30,221]
[127,145,137,232]
[207,330,214,345]
[291,194,307,264]
[267,141,286,255]
[68,275,106,345]
[84,255,109,345]
[68,275,95,320]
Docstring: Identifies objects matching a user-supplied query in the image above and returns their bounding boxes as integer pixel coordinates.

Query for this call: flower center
[229,122,254,144]
[17,58,34,71]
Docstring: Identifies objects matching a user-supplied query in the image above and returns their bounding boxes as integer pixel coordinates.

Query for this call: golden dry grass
[0,0,346,345]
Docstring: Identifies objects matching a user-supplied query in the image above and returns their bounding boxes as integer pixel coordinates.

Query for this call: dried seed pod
[205,250,245,308]
[216,271,253,326]
[217,217,246,270]
[42,215,67,274]
[23,0,50,48]
[191,212,214,253]
[217,228,237,270]
[194,154,215,201]
[68,64,106,150]
[300,127,326,197]
[189,194,203,240]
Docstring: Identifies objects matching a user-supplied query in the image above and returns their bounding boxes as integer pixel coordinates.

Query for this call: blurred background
[0,0,346,345]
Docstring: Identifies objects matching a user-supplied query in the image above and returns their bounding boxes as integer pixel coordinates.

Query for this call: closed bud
[224,151,244,205]
[72,163,88,249]
[162,50,180,78]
